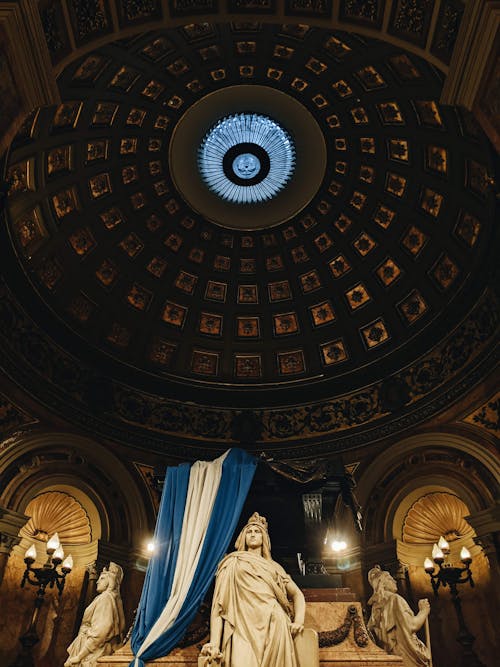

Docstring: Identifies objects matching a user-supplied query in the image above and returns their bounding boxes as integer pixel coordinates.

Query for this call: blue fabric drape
[129,448,257,666]
[131,463,190,649]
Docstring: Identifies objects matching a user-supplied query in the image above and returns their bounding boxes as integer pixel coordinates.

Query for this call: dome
[3,23,497,454]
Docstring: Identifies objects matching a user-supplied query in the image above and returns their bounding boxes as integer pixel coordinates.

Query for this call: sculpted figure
[200,512,305,666]
[367,565,431,667]
[65,562,125,667]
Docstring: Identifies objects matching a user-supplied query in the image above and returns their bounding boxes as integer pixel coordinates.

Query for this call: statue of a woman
[65,562,125,667]
[200,512,305,666]
[367,565,431,667]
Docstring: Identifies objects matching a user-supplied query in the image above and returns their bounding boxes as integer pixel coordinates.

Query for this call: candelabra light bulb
[24,544,37,562]
[62,554,73,572]
[438,535,450,553]
[432,543,444,562]
[53,545,65,562]
[46,532,60,553]
[424,557,434,573]
[460,546,472,564]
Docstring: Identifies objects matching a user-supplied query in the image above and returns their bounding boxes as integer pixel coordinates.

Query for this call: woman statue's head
[100,561,123,593]
[234,512,272,559]
[368,565,397,599]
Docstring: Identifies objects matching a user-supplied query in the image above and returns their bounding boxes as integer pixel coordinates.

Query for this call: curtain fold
[130,448,257,666]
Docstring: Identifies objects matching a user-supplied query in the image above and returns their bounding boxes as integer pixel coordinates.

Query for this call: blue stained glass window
[198,113,296,204]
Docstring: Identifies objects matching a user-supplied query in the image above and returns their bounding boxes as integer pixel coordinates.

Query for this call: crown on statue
[245,512,268,533]
[235,511,272,556]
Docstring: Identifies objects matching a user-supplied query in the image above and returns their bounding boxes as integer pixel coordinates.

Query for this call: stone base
[98,598,402,667]
[305,601,402,667]
[98,644,199,665]
[319,651,403,667]
[98,634,320,667]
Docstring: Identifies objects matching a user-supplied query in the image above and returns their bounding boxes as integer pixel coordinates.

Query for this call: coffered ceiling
[1,22,497,455]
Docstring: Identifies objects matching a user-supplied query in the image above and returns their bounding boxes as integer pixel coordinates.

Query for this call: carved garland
[318,605,369,648]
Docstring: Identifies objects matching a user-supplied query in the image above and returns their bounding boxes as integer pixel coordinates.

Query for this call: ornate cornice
[462,391,500,435]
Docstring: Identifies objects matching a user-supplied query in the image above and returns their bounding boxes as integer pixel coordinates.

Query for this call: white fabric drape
[134,450,229,665]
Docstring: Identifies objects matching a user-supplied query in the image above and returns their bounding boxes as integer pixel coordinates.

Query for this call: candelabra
[424,536,485,667]
[10,533,73,667]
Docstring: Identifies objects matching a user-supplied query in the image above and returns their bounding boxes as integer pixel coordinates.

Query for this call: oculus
[198,113,296,204]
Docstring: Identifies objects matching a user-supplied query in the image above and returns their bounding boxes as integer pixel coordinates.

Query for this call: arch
[0,430,152,548]
[357,431,500,546]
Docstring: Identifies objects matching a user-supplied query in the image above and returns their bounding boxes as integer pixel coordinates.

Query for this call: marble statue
[200,512,306,666]
[367,565,431,667]
[65,562,125,667]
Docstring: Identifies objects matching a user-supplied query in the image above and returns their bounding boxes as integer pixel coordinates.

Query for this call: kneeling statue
[367,565,431,667]
[201,512,305,666]
[65,561,125,667]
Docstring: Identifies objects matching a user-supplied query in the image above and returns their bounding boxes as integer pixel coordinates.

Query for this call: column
[467,502,500,604]
[0,506,29,585]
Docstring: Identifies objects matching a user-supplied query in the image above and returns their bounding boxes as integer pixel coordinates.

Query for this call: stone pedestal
[305,600,402,666]
[98,588,401,667]
[99,644,199,665]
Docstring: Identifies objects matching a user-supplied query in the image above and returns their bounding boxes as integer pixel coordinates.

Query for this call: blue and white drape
[130,448,257,667]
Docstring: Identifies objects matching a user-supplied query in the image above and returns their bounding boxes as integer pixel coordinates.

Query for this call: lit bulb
[460,547,472,564]
[424,557,434,572]
[25,544,37,561]
[62,555,73,571]
[146,541,156,554]
[432,543,444,561]
[53,545,65,561]
[438,536,450,552]
[331,540,347,552]
[47,533,60,552]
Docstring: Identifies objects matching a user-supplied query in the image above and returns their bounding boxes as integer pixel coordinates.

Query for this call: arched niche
[0,430,155,667]
[357,432,499,546]
[13,488,96,569]
[357,431,500,667]
[0,430,152,548]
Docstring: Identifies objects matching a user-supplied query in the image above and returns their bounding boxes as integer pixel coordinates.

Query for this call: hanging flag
[130,447,257,667]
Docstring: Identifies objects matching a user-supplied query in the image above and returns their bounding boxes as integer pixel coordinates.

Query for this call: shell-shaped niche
[20,491,91,544]
[402,492,474,544]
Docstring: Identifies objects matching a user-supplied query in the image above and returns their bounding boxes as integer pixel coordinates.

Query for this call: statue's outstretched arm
[411,599,431,632]
[400,596,430,633]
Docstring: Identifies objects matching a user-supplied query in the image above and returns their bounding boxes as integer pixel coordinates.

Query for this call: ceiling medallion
[198,113,296,204]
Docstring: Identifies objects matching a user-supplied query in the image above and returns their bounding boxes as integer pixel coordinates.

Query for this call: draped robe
[213,551,298,667]
[368,593,430,667]
[66,589,125,667]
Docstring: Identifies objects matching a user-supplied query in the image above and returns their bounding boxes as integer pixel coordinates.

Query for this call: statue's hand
[64,658,79,666]
[418,598,430,615]
[200,642,223,660]
[290,622,304,638]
